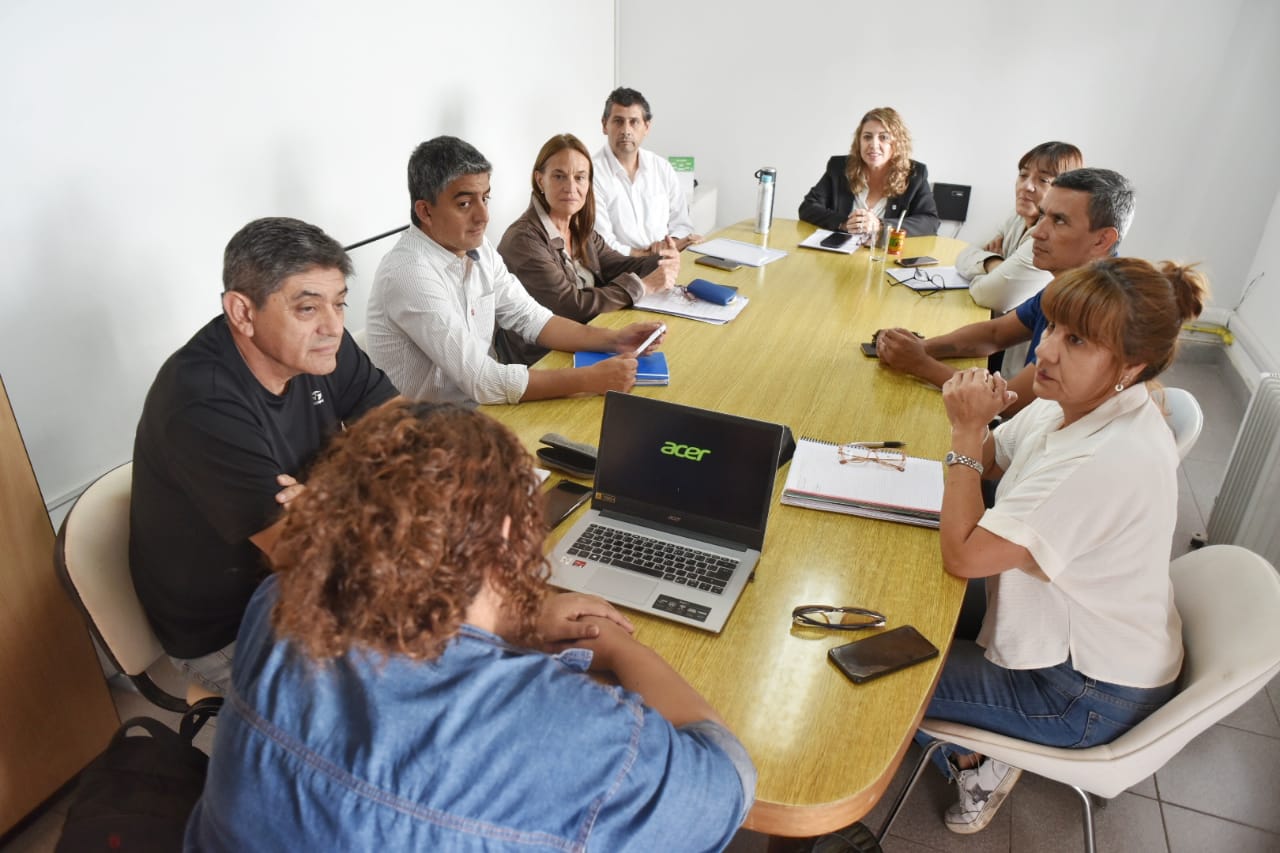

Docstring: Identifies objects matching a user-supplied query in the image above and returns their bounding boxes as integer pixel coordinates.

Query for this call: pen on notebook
[630,323,666,357]
[855,441,905,449]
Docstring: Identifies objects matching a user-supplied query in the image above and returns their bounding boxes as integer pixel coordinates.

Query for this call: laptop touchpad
[587,570,658,605]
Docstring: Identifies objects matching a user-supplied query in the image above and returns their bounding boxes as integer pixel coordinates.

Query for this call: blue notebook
[573,351,670,386]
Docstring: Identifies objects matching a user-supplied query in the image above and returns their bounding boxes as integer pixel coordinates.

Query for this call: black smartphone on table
[542,480,592,529]
[861,330,925,358]
[895,256,939,267]
[820,231,855,249]
[828,625,940,683]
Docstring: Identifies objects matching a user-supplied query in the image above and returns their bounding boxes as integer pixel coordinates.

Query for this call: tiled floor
[5,346,1274,853]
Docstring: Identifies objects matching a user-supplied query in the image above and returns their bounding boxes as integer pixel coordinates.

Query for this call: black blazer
[798,156,939,236]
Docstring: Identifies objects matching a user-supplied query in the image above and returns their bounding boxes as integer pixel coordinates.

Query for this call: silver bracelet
[944,451,984,476]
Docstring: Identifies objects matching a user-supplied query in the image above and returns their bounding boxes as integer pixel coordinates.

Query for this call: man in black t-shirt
[130,217,398,694]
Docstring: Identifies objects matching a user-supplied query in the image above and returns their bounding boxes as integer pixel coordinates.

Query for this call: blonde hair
[845,107,913,197]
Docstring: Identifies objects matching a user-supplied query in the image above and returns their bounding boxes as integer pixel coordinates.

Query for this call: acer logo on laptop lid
[660,441,711,461]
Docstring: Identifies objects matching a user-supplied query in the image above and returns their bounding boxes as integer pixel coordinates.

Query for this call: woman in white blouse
[956,141,1084,314]
[926,257,1209,835]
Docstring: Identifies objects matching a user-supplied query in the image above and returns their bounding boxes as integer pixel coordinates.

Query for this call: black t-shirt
[129,316,398,659]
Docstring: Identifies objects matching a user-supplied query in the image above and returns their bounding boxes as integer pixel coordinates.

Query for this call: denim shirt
[186,576,755,852]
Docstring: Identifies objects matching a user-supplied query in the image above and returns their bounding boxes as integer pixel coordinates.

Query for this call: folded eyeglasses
[791,605,887,631]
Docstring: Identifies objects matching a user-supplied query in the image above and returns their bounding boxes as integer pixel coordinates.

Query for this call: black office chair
[932,182,971,238]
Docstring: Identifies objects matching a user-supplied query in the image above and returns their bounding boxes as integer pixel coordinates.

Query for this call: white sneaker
[944,758,1021,834]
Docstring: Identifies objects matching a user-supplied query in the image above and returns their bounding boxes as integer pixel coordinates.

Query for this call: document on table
[689,238,787,267]
[780,437,942,528]
[634,287,750,325]
[798,229,869,254]
[885,266,969,291]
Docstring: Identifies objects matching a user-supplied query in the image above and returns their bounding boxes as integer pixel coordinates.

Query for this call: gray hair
[408,136,493,226]
[222,217,351,307]
[601,87,653,123]
[1052,168,1136,244]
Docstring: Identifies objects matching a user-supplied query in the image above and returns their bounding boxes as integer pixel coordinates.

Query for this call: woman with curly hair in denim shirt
[188,401,755,852]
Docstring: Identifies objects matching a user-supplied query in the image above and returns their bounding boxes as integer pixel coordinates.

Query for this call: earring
[1115,382,1125,392]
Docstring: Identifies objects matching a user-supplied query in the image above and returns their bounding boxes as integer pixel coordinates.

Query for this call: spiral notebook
[780,437,943,528]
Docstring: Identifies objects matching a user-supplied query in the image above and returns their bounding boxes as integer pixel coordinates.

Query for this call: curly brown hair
[845,106,914,198]
[270,401,549,662]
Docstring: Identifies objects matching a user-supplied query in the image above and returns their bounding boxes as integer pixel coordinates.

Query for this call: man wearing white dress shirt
[367,136,664,406]
[592,88,702,257]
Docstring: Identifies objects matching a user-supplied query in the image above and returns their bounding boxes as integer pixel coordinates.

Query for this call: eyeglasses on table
[836,443,907,471]
[791,605,888,631]
[886,267,947,297]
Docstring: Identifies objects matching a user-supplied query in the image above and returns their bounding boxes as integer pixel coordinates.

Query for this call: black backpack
[56,697,221,852]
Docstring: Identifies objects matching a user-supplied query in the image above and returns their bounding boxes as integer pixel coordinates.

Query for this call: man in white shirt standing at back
[593,87,702,257]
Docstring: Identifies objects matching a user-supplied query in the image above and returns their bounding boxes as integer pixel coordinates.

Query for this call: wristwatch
[944,451,984,476]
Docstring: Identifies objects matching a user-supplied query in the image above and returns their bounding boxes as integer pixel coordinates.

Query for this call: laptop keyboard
[566,524,737,595]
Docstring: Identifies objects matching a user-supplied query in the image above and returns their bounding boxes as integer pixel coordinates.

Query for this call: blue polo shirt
[1014,291,1048,365]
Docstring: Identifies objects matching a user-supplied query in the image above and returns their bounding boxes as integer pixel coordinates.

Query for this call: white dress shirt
[975,386,1183,687]
[366,227,552,405]
[592,146,695,255]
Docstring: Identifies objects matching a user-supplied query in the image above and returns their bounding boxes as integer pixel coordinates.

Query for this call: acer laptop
[548,392,785,632]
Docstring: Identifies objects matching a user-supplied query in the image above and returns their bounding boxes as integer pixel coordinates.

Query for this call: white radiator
[1207,373,1280,566]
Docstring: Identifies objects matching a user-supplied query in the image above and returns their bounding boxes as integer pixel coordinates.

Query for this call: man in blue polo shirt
[876,167,1134,416]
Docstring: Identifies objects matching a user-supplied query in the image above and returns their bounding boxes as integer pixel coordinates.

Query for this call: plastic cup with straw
[887,210,907,257]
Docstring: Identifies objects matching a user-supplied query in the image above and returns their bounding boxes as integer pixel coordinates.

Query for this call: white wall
[0,0,613,509]
[1231,187,1280,382]
[7,0,1280,510]
[618,0,1280,370]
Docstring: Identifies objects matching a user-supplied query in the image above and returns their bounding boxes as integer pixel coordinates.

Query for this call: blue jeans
[172,641,235,695]
[918,640,1178,776]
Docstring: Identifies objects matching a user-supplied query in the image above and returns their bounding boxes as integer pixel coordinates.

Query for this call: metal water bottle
[754,167,776,234]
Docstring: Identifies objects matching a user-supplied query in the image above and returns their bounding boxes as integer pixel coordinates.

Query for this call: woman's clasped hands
[942,368,1017,431]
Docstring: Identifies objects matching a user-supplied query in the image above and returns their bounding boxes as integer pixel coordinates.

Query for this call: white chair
[876,545,1280,853]
[54,462,189,712]
[1156,387,1203,460]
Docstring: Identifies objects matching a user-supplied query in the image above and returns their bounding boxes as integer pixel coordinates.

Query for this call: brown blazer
[496,196,658,364]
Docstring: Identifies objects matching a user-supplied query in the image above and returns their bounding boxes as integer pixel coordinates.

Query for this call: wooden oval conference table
[482,218,988,839]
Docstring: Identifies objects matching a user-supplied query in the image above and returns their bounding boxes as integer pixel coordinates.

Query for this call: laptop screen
[592,392,784,549]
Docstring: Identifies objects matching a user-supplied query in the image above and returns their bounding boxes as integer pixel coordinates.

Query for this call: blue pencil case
[686,278,738,306]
